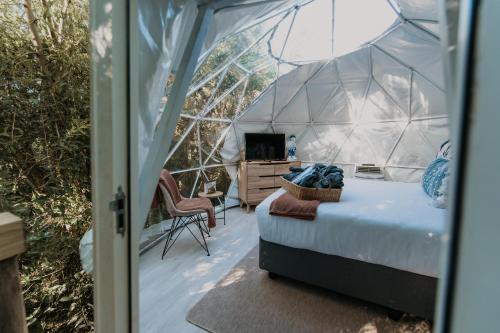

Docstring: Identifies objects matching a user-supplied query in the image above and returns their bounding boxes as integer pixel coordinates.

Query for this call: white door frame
[91,0,131,331]
[435,0,500,332]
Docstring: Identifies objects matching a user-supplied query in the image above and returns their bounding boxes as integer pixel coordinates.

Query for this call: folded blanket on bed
[269,192,320,221]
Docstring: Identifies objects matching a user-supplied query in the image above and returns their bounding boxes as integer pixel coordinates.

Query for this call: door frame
[90,0,131,331]
[435,0,500,332]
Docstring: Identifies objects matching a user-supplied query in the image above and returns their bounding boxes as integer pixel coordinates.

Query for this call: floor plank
[140,207,259,333]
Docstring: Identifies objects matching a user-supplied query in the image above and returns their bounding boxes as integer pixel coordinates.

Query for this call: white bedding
[256,178,446,277]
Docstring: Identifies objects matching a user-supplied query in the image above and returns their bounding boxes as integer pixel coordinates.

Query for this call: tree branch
[41,0,60,44]
[57,0,70,42]
[23,0,49,75]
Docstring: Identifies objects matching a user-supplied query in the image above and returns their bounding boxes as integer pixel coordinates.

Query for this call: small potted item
[287,135,297,161]
[203,180,217,194]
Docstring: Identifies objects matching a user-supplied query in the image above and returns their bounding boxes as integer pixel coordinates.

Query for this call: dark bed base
[259,238,437,319]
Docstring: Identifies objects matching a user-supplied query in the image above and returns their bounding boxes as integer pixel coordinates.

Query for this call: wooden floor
[139,207,259,333]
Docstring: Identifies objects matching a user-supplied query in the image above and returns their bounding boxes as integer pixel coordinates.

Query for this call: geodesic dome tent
[159,0,447,206]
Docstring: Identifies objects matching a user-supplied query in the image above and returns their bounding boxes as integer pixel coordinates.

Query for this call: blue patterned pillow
[422,158,449,198]
[437,140,452,160]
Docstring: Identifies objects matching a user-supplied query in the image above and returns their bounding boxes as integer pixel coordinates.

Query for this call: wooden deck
[139,207,259,333]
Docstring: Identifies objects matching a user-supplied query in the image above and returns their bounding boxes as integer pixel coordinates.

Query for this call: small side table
[198,191,226,225]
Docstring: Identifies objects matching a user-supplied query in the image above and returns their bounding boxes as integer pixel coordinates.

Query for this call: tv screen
[245,133,286,161]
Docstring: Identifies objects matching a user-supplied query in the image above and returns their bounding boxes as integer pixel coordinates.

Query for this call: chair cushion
[177,197,216,228]
[177,197,212,212]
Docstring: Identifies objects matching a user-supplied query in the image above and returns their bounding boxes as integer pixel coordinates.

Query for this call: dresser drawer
[274,161,301,176]
[247,188,277,203]
[247,164,275,177]
[248,176,275,189]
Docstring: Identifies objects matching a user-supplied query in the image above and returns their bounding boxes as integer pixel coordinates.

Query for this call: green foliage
[0,1,93,331]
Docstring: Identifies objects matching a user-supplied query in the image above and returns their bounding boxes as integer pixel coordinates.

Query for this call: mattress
[256,178,446,277]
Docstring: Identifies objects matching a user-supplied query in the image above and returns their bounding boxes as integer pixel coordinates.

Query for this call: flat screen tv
[245,133,286,161]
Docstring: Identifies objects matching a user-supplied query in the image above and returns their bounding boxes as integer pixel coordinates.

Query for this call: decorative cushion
[422,158,449,198]
[437,140,452,160]
[433,172,449,209]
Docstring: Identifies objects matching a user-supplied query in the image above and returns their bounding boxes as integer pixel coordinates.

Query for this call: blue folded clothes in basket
[283,163,344,189]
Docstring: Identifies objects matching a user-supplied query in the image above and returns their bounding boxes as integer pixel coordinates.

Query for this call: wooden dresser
[238,160,301,212]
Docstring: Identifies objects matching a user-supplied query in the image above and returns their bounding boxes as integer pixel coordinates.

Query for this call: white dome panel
[411,74,446,119]
[385,167,424,183]
[274,62,324,113]
[308,61,339,86]
[296,127,330,162]
[410,21,440,37]
[336,48,371,82]
[342,80,369,117]
[361,81,408,122]
[387,117,449,168]
[220,124,241,163]
[314,124,353,161]
[334,122,404,165]
[238,87,275,122]
[334,126,379,165]
[274,86,310,123]
[306,82,342,118]
[371,46,411,112]
[312,88,352,123]
[396,0,438,21]
[374,23,444,89]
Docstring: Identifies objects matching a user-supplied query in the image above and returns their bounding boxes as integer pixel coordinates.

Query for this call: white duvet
[256,178,446,278]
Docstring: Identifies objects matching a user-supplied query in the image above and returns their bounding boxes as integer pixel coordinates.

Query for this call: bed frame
[259,237,437,319]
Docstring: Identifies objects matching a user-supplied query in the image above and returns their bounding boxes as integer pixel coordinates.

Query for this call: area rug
[186,246,431,333]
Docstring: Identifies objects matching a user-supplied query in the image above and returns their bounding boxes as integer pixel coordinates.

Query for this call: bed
[256,178,445,319]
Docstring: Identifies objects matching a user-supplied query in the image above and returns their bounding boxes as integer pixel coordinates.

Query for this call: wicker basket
[281,177,342,202]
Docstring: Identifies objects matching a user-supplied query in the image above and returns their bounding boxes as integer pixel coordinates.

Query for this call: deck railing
[0,212,27,333]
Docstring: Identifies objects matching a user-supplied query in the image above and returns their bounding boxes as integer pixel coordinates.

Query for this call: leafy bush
[0,1,93,331]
